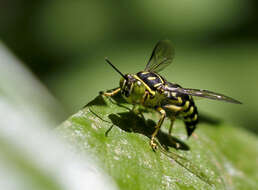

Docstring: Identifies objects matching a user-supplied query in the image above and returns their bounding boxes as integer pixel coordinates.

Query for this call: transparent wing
[144,40,175,73]
[165,87,242,104]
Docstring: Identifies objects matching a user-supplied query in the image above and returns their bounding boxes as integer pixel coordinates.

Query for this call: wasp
[103,40,241,150]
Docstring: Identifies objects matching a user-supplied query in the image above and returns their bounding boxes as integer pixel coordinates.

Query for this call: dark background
[1,0,257,133]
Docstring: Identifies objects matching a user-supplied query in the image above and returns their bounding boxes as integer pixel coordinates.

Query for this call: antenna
[105,57,126,79]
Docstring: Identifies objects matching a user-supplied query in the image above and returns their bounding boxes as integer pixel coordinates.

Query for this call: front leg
[103,87,121,96]
[131,105,147,123]
[150,107,166,150]
[84,89,120,108]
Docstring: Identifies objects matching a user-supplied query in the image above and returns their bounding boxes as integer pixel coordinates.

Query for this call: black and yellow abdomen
[180,99,198,137]
[161,81,199,137]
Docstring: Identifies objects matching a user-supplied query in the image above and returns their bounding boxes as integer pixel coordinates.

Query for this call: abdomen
[163,81,199,137]
[180,98,198,137]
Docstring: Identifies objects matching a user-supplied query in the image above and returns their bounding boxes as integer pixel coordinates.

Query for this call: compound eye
[137,81,141,86]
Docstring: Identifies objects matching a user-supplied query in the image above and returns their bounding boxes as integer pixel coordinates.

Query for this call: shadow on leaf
[198,112,222,126]
[108,111,190,151]
[85,92,129,109]
[84,94,108,107]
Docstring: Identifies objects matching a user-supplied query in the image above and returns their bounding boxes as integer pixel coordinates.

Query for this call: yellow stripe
[183,101,190,110]
[156,74,164,83]
[188,106,194,115]
[154,83,162,87]
[184,114,198,122]
[141,71,149,75]
[133,75,155,96]
[193,114,198,121]
[147,76,156,80]
[171,92,177,97]
[177,97,183,104]
[181,106,194,117]
[164,104,183,112]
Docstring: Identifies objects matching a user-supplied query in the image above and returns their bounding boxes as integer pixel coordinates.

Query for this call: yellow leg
[163,104,183,112]
[168,116,176,135]
[163,104,182,136]
[150,107,166,150]
[103,88,121,96]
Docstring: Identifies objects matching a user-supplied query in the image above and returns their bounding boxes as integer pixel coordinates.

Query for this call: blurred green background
[0,0,257,133]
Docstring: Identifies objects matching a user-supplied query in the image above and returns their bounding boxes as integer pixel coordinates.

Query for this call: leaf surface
[58,94,258,190]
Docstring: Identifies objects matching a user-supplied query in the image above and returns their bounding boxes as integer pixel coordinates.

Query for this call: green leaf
[0,43,117,190]
[0,98,118,190]
[58,94,258,190]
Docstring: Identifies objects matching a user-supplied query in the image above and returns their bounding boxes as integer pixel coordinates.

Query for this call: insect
[103,40,241,150]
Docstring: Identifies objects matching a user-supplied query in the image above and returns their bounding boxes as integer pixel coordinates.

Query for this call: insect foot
[150,138,158,151]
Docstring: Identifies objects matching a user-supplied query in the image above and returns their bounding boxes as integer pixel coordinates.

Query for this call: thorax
[136,71,165,95]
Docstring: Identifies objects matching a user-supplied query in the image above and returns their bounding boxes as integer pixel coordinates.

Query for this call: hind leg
[168,116,176,135]
[163,104,183,135]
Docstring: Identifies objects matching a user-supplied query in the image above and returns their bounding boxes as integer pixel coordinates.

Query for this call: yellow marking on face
[193,114,198,121]
[121,79,126,90]
[154,83,162,87]
[133,75,155,96]
[141,71,149,75]
[147,76,156,80]
[129,83,134,95]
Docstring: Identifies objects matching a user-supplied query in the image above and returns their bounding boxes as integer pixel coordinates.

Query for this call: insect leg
[103,88,121,96]
[140,91,149,105]
[168,116,176,135]
[131,105,146,122]
[163,104,183,135]
[163,104,183,112]
[105,125,114,137]
[150,107,166,150]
